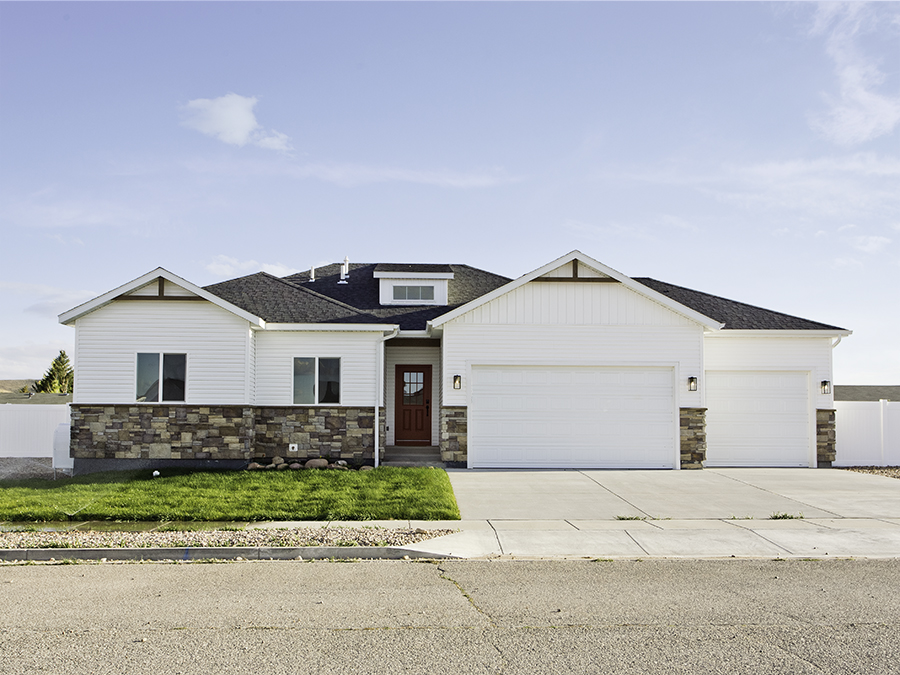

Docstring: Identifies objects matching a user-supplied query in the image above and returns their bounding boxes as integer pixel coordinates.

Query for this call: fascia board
[372,272,454,280]
[58,267,265,327]
[705,329,853,338]
[430,249,724,330]
[263,323,399,332]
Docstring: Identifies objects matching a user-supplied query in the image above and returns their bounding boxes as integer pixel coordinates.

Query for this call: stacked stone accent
[679,408,707,469]
[816,409,837,468]
[70,404,378,464]
[440,406,467,464]
[253,407,375,463]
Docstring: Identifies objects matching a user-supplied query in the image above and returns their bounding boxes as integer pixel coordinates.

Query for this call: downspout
[832,336,842,349]
[375,327,400,467]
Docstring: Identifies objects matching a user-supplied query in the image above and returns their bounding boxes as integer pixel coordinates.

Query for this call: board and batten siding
[442,282,705,408]
[703,335,834,410]
[384,344,441,445]
[255,331,382,407]
[73,300,252,404]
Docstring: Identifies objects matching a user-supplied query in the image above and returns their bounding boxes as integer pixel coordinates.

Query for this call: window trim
[292,356,342,406]
[392,285,435,302]
[135,352,187,403]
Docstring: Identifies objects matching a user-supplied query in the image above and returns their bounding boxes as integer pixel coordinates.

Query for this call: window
[293,357,341,404]
[392,285,434,301]
[136,353,186,402]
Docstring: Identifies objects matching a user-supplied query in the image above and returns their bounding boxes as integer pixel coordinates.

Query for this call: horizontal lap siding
[703,336,834,409]
[255,332,380,407]
[74,301,251,404]
[443,324,703,407]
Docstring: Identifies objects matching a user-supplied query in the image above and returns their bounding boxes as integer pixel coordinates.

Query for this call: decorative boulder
[360,465,374,471]
[289,463,302,470]
[271,456,285,466]
[247,462,263,470]
[305,458,329,469]
[277,462,290,470]
[264,464,277,470]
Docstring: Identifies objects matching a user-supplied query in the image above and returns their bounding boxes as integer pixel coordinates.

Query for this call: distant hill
[0,379,37,393]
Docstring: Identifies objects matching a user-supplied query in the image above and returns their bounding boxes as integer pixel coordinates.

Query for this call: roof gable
[59,268,265,326]
[430,250,724,330]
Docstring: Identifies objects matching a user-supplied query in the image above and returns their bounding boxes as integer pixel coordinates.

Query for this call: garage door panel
[469,365,676,468]
[705,370,811,467]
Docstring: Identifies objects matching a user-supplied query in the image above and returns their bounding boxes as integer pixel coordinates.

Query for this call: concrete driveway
[446,468,900,520]
[403,468,900,559]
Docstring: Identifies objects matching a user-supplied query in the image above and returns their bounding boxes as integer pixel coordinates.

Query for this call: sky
[0,1,898,384]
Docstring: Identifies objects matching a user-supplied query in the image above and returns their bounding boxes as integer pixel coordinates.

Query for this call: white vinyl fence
[0,405,71,460]
[834,400,900,467]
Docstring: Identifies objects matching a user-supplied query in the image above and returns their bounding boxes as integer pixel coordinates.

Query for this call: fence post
[881,399,887,467]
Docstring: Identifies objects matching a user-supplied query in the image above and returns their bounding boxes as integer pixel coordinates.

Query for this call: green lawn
[0,468,460,522]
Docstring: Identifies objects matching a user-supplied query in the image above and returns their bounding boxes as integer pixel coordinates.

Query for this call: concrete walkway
[401,468,900,559]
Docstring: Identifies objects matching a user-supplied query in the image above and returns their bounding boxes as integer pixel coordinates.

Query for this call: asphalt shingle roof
[633,278,847,331]
[834,385,900,402]
[202,262,845,332]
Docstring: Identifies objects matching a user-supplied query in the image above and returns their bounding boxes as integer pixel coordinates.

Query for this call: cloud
[0,342,75,380]
[0,282,97,318]
[563,219,659,244]
[1,190,151,229]
[850,235,891,254]
[181,93,292,153]
[181,156,519,189]
[205,255,300,279]
[809,4,900,146]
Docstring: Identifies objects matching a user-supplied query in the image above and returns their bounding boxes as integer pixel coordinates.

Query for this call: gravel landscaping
[841,466,900,480]
[0,527,454,550]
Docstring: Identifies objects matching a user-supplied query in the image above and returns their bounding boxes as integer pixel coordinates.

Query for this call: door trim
[394,364,433,446]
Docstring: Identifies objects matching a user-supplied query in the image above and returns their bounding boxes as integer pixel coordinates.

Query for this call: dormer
[373,264,454,306]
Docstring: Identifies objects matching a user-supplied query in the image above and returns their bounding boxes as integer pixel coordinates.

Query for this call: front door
[395,365,432,445]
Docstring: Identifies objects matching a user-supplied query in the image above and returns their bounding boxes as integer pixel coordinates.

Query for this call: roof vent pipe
[338,256,349,285]
[309,266,315,282]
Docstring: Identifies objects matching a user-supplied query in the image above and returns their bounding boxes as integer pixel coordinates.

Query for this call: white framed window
[293,357,341,405]
[136,353,186,402]
[392,285,435,301]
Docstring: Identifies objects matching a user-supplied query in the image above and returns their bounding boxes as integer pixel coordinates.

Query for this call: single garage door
[468,365,676,468]
[705,371,812,467]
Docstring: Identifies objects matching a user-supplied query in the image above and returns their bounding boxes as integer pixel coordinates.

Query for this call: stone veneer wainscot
[70,404,379,463]
[679,407,707,469]
[816,409,836,468]
[440,406,467,464]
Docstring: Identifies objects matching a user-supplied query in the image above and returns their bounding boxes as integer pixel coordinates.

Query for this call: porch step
[381,446,445,468]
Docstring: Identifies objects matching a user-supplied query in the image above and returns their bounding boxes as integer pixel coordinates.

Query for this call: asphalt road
[2,559,899,674]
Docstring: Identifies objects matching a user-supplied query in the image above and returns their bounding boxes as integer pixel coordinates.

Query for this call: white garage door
[468,365,676,469]
[705,371,812,467]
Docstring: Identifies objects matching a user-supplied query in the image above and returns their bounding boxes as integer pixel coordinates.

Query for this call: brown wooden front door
[395,365,432,445]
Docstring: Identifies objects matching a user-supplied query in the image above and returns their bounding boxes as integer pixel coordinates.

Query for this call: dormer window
[393,285,435,301]
[374,264,454,306]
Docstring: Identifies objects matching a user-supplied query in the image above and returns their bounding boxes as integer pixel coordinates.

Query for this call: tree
[33,350,74,394]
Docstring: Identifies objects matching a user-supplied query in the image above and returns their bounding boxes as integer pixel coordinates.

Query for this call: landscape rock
[247,462,262,470]
[277,462,289,470]
[271,456,285,466]
[289,463,302,470]
[305,458,329,469]
[360,465,374,471]
[264,464,277,470]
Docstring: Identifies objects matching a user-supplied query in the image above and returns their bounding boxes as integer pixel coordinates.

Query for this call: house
[59,250,850,473]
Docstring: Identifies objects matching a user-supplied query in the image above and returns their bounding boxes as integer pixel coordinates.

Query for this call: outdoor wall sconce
[821,380,831,395]
[453,375,462,390]
[687,377,698,392]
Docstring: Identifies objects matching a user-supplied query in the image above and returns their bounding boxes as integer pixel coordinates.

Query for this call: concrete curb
[0,546,459,562]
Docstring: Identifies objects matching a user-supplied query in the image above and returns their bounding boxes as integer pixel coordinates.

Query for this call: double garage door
[468,365,677,469]
[705,371,813,467]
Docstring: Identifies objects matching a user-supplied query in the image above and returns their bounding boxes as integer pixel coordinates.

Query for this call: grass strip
[0,467,460,522]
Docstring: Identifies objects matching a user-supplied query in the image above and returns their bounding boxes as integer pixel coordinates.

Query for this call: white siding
[384,344,441,445]
[255,331,381,407]
[74,300,252,404]
[453,282,697,327]
[442,324,703,407]
[703,335,834,410]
